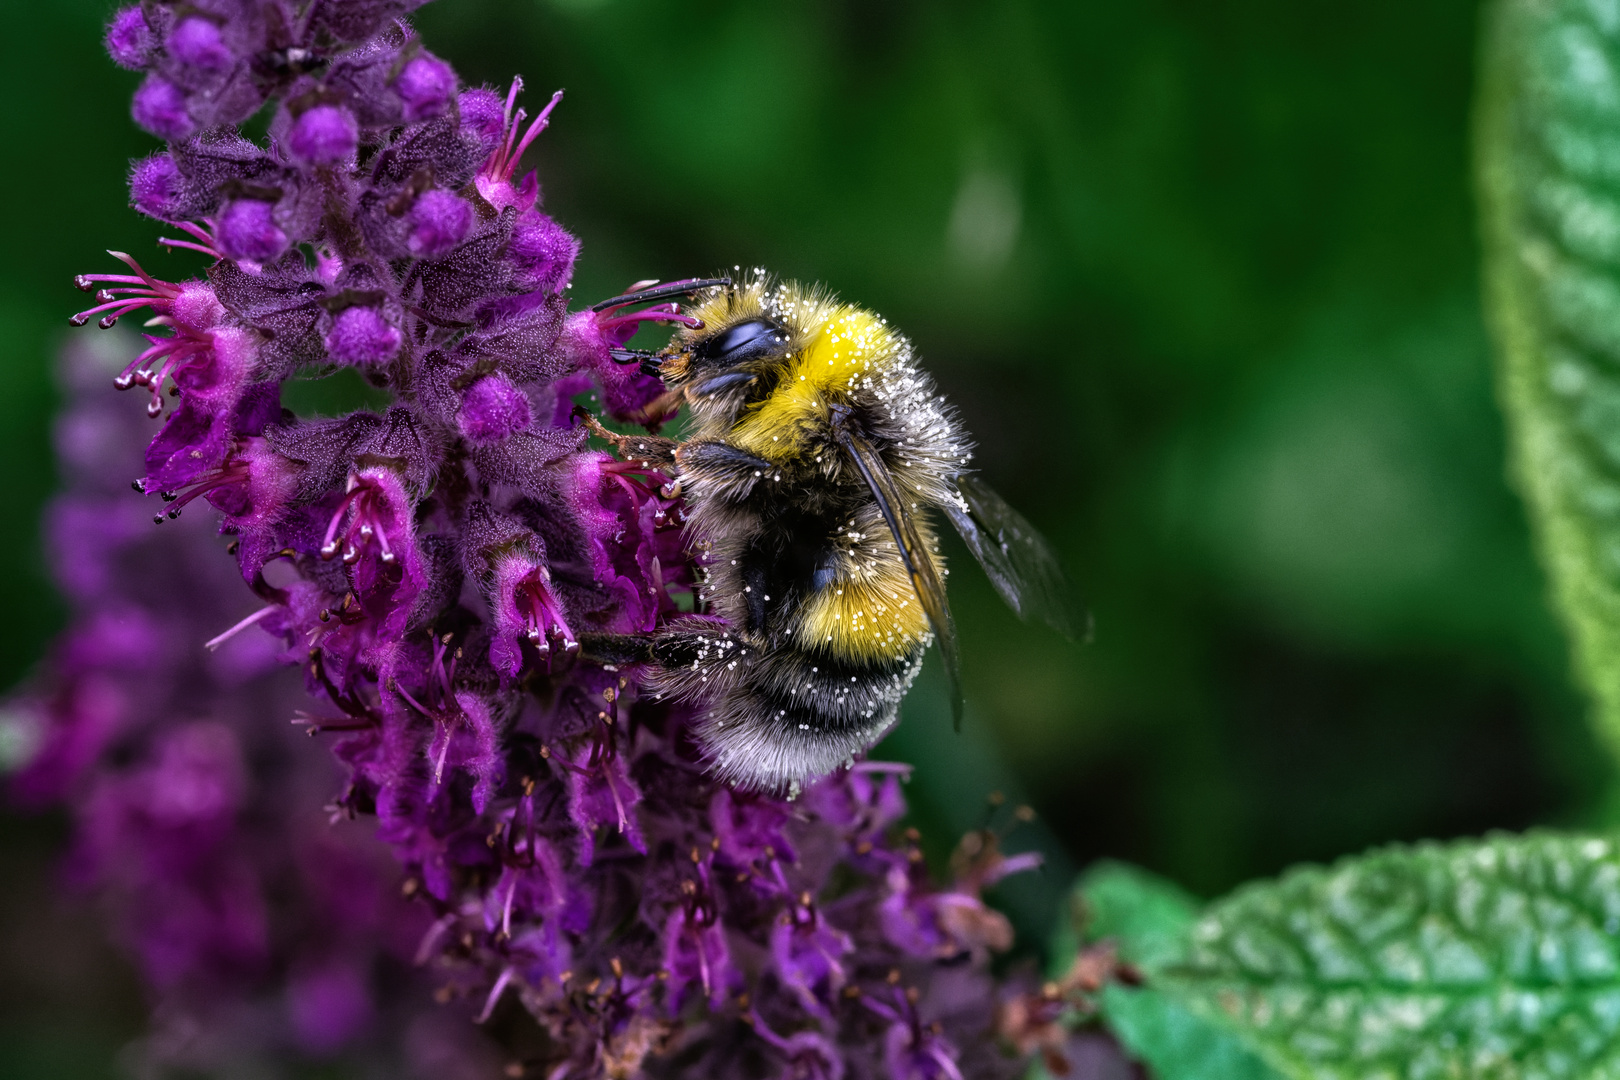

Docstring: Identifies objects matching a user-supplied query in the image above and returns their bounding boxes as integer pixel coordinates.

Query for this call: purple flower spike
[326,305,402,365]
[406,189,473,257]
[217,199,289,263]
[55,30,1049,1080]
[132,75,194,140]
[167,17,233,74]
[287,104,359,166]
[105,6,153,70]
[394,54,456,121]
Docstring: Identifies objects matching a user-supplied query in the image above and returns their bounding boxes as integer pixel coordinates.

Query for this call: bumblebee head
[662,316,790,397]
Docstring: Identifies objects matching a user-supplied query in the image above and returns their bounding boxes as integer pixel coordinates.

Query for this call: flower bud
[287,104,358,166]
[457,88,507,157]
[509,211,578,293]
[217,199,289,263]
[325,306,402,365]
[406,189,473,257]
[105,6,153,70]
[128,153,187,221]
[167,17,233,74]
[394,55,456,122]
[132,76,195,140]
[458,372,531,444]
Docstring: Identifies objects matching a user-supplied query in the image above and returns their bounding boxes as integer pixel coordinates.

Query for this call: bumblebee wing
[945,472,1092,643]
[834,426,964,729]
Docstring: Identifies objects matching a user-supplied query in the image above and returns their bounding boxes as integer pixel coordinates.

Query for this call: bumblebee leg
[574,407,680,469]
[577,632,655,665]
[673,441,779,505]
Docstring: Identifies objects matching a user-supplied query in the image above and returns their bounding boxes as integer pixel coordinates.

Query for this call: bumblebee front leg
[574,408,680,470]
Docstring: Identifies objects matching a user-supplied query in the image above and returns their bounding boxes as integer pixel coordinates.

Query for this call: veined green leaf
[1479,0,1620,763]
[1160,832,1620,1079]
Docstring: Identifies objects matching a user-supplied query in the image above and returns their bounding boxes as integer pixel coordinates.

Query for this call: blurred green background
[3,0,1612,1073]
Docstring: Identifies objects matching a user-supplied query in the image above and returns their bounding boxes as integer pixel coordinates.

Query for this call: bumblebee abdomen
[652,624,925,794]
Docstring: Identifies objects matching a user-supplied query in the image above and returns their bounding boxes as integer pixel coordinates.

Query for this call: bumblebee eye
[694,319,785,368]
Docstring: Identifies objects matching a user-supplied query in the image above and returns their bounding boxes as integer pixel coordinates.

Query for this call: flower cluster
[5,332,504,1077]
[33,0,1063,1074]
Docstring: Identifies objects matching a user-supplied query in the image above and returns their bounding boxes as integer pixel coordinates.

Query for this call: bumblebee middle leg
[673,441,779,505]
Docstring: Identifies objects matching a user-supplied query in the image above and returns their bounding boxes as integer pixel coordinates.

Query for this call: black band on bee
[589,277,732,313]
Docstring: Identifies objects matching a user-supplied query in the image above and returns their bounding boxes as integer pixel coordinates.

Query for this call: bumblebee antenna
[607,347,660,366]
[590,276,731,312]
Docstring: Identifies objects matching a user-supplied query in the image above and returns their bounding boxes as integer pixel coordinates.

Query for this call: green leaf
[1080,860,1202,972]
[1061,863,1287,1080]
[1159,831,1620,1079]
[1479,0,1620,763]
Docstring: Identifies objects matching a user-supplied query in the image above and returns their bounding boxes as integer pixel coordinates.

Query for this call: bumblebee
[581,273,1085,795]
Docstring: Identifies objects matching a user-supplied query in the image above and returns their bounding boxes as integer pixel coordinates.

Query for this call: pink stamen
[117,330,213,415]
[432,726,451,784]
[475,966,515,1024]
[501,875,517,937]
[510,90,563,164]
[413,914,456,966]
[601,764,630,833]
[319,486,367,557]
[480,79,566,190]
[320,472,405,566]
[204,605,275,651]
[71,252,183,327]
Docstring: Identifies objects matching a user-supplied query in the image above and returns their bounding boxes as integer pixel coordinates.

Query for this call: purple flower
[132,75,194,140]
[558,290,701,418]
[487,542,577,677]
[105,6,153,70]
[167,16,233,74]
[287,104,359,166]
[663,859,739,1012]
[751,1014,846,1080]
[559,735,646,865]
[395,54,456,121]
[771,899,854,1015]
[318,465,425,637]
[407,189,474,257]
[217,198,289,263]
[509,211,579,293]
[326,305,403,364]
[457,371,531,444]
[128,153,189,220]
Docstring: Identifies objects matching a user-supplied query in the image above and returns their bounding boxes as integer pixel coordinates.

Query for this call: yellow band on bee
[794,556,934,663]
